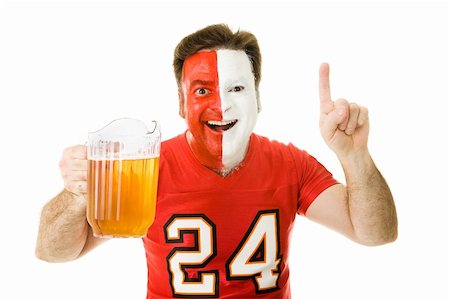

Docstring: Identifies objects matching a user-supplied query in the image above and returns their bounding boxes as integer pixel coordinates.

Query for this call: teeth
[207,120,236,126]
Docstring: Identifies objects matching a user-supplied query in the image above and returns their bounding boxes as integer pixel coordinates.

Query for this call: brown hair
[173,24,262,111]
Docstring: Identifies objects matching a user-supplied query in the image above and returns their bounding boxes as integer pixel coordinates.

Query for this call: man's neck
[211,163,241,177]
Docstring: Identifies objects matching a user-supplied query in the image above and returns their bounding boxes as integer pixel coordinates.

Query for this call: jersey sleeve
[288,144,339,216]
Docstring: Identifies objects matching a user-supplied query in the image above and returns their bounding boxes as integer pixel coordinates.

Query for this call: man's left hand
[318,63,370,158]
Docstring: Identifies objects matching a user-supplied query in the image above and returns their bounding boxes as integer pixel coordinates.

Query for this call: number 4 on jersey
[226,210,281,293]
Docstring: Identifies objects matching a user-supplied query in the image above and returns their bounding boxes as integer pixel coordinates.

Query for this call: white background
[1,1,449,298]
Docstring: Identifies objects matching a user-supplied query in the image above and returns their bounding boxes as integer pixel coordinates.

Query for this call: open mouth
[206,119,238,132]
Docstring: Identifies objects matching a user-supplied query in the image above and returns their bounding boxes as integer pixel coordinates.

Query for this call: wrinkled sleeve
[288,144,339,216]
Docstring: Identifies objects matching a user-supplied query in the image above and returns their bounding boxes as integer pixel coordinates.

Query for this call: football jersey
[143,133,338,298]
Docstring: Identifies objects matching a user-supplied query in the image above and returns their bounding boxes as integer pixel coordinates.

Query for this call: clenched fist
[59,145,88,195]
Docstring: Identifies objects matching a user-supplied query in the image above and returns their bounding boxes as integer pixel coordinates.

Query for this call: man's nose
[205,91,223,116]
[220,92,233,114]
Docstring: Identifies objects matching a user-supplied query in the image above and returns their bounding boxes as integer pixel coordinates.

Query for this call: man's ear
[178,90,185,118]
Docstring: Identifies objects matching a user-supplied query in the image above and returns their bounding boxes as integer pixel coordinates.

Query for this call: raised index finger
[319,62,333,114]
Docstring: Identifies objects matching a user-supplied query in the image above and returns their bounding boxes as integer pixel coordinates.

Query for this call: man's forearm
[340,150,398,246]
[35,189,89,262]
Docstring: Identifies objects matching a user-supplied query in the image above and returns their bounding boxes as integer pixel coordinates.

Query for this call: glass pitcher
[86,118,161,238]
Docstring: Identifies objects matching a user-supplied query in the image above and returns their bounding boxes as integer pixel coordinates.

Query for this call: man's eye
[229,86,244,92]
[195,88,209,95]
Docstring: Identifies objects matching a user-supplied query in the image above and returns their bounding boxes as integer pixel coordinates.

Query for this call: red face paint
[182,51,223,170]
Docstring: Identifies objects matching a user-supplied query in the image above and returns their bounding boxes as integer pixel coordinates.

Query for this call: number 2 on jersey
[164,210,281,297]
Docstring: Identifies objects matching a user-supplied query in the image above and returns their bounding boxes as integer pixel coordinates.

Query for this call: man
[36,24,397,298]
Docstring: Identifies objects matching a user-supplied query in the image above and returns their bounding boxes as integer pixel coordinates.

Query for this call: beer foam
[88,155,159,161]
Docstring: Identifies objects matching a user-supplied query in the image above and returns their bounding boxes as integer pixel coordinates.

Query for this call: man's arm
[35,145,106,262]
[305,63,397,246]
[306,155,397,246]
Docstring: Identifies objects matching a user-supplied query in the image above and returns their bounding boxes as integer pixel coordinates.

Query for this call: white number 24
[164,210,281,297]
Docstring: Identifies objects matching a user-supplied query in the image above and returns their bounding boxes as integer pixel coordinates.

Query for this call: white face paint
[217,49,258,170]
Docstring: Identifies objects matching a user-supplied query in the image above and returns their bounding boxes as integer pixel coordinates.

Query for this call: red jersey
[143,133,338,298]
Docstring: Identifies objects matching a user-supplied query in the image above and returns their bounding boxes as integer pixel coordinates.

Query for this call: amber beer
[87,157,159,237]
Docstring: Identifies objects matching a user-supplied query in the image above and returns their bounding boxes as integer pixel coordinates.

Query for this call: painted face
[181,49,258,172]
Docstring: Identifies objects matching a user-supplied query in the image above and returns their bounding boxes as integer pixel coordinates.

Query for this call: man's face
[181,49,258,171]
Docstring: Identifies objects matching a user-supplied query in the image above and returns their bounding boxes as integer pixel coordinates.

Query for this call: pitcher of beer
[86,118,161,238]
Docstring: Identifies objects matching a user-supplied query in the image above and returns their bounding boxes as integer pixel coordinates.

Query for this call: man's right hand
[59,145,88,195]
